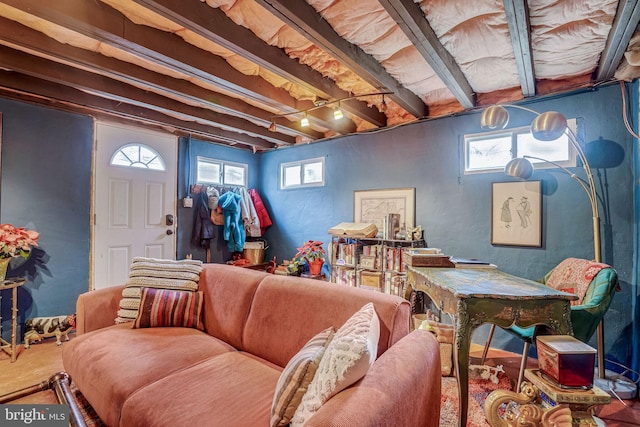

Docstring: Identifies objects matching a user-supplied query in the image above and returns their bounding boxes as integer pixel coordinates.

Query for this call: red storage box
[536,335,596,389]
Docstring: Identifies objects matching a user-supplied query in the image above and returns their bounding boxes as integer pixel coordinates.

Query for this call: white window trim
[280,157,325,189]
[463,118,578,175]
[196,156,248,187]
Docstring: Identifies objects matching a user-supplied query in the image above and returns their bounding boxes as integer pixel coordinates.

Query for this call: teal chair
[481,258,619,390]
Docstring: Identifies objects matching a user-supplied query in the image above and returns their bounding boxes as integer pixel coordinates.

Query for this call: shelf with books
[329,234,425,294]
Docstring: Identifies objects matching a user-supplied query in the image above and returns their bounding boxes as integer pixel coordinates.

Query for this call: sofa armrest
[76,285,125,334]
[306,330,441,427]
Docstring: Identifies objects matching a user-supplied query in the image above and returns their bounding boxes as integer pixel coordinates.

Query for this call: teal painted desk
[405,266,577,427]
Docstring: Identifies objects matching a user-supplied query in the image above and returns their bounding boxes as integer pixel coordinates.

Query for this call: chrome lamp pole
[480,105,605,379]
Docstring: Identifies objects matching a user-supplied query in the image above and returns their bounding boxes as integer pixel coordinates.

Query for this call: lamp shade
[480,106,509,130]
[504,158,534,180]
[530,111,567,141]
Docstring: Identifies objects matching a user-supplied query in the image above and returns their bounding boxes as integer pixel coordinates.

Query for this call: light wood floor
[1,334,638,426]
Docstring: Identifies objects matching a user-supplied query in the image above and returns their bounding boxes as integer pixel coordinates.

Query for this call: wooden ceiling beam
[129,0,387,127]
[378,0,475,109]
[503,0,536,97]
[254,0,428,119]
[0,0,356,134]
[0,71,277,150]
[596,0,640,80]
[0,16,323,141]
[0,47,286,148]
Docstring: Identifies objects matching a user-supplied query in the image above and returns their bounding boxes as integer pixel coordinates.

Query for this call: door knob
[166,230,174,235]
[166,214,174,226]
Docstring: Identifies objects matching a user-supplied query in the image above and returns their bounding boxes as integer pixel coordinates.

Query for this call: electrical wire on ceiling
[620,80,640,139]
[268,92,392,132]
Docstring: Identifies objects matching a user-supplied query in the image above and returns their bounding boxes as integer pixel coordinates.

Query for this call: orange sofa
[62,264,441,426]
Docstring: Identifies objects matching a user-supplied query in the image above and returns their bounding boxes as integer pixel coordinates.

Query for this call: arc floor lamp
[480,105,605,380]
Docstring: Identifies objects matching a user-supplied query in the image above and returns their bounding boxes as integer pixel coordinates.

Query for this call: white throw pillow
[270,327,334,427]
[290,302,380,425]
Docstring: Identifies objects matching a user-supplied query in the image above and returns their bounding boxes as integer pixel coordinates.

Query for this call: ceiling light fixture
[267,91,393,132]
[379,94,388,113]
[333,103,344,120]
[300,112,309,128]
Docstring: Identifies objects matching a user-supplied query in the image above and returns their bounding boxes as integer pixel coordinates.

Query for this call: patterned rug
[440,370,513,427]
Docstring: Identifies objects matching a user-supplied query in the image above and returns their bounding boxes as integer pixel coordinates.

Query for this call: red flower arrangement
[294,240,326,262]
[0,224,39,259]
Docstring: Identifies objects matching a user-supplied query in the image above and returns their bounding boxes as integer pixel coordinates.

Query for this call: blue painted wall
[0,99,92,342]
[260,83,636,368]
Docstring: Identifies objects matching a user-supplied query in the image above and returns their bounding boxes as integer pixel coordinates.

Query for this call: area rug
[440,370,513,427]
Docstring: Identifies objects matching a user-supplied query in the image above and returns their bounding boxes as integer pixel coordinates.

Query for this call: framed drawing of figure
[491,181,542,247]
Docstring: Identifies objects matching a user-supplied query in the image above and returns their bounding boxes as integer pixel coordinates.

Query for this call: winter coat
[219,191,245,252]
[192,193,215,248]
[249,189,273,235]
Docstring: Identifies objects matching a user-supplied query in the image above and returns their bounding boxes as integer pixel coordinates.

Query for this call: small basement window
[463,119,578,174]
[196,157,247,187]
[281,157,325,189]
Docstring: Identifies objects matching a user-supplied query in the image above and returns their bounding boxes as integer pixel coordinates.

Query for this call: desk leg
[453,311,473,427]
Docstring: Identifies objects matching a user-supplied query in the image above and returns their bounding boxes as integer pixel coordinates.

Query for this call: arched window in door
[110,143,166,171]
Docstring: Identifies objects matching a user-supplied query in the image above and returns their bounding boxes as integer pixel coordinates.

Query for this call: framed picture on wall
[491,181,542,247]
[354,188,415,237]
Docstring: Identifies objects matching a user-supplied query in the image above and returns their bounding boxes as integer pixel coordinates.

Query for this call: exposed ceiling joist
[378,0,475,109]
[254,0,428,119]
[2,0,354,136]
[0,71,276,150]
[0,45,283,149]
[503,0,536,97]
[0,16,322,141]
[597,0,640,80]
[130,0,387,128]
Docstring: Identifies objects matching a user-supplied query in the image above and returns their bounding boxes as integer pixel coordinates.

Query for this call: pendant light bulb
[379,95,388,113]
[333,103,344,120]
[300,113,309,128]
[268,119,277,132]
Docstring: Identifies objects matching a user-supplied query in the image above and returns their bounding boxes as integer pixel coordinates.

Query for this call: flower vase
[0,258,10,281]
[307,258,324,276]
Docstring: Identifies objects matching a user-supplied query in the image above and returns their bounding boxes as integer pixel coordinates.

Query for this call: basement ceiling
[0,0,639,151]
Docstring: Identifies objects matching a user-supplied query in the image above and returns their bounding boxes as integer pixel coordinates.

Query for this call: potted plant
[294,240,326,276]
[0,224,39,280]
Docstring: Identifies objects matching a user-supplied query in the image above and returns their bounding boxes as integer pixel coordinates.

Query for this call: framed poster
[491,181,542,247]
[354,188,415,236]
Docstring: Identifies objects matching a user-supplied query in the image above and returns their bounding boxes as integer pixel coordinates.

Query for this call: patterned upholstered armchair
[481,258,619,390]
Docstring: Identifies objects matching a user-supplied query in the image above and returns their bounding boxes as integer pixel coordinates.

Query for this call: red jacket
[249,189,272,235]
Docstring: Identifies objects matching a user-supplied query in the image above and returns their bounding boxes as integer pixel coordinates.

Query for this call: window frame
[196,156,248,187]
[280,157,325,189]
[110,143,166,171]
[463,119,578,175]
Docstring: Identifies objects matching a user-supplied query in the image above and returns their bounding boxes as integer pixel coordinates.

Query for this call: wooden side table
[0,278,27,362]
[484,369,611,427]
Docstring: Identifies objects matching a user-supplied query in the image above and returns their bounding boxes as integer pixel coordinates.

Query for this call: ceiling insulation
[0,0,637,150]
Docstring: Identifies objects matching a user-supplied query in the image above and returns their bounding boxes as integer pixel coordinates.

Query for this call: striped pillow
[270,327,334,427]
[132,287,204,330]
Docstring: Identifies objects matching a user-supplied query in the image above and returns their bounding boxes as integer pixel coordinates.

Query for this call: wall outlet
[182,196,193,208]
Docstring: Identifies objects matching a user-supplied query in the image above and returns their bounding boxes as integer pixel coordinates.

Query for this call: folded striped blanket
[115,258,204,324]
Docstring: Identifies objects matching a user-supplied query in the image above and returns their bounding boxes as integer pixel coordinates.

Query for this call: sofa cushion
[62,324,235,427]
[270,327,334,427]
[242,274,409,368]
[132,287,204,330]
[119,352,280,427]
[291,303,380,425]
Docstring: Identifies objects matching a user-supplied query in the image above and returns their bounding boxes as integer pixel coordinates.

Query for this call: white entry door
[93,122,177,290]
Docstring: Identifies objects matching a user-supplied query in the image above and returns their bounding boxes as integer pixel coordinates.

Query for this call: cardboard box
[537,335,596,389]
